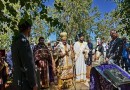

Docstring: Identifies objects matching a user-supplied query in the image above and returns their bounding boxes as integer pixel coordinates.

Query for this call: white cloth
[57,42,72,67]
[102,43,107,58]
[102,43,107,52]
[74,41,89,82]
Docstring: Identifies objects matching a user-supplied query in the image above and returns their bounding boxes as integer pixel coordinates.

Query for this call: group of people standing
[94,30,130,73]
[1,21,130,90]
[32,32,92,89]
[11,21,92,90]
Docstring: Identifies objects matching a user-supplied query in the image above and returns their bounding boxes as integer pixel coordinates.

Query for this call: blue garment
[6,51,13,68]
[127,43,130,67]
[122,43,129,59]
[88,43,93,50]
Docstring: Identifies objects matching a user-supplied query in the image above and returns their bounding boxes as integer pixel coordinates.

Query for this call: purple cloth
[96,64,130,79]
[90,64,130,90]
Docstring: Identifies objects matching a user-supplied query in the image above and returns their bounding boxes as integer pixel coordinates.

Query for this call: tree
[0,0,62,50]
[51,0,101,41]
[95,12,120,41]
[114,0,130,36]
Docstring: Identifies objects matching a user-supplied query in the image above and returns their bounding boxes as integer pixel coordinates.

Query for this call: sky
[44,0,117,41]
[92,0,117,18]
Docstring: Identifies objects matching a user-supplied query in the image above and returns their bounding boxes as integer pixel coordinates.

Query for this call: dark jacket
[11,34,37,89]
[95,44,104,55]
[107,38,123,59]
[88,42,93,55]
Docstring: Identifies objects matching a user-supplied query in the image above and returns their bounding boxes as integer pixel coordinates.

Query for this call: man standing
[86,39,93,79]
[33,37,53,88]
[56,32,73,88]
[95,41,104,64]
[106,30,123,65]
[122,37,129,72]
[87,39,93,66]
[11,21,37,90]
[74,33,89,83]
[47,40,55,84]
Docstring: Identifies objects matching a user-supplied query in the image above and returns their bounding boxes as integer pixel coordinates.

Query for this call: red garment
[33,43,53,88]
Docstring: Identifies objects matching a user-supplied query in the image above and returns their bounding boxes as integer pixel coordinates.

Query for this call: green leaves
[115,0,130,36]
[52,0,98,41]
[0,0,51,50]
[6,3,17,17]
[0,0,4,10]
[54,1,63,12]
[9,0,18,3]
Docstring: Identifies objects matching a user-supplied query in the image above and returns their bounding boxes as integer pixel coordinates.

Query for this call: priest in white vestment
[74,33,89,83]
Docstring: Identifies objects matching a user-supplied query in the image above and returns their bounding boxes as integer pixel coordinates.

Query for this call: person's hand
[65,51,69,56]
[104,58,109,63]
[33,85,38,90]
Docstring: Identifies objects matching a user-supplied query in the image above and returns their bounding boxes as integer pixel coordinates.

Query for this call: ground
[5,60,99,90]
[47,82,89,90]
[5,82,89,90]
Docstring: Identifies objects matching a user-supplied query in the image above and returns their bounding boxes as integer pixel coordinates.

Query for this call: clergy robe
[74,41,89,82]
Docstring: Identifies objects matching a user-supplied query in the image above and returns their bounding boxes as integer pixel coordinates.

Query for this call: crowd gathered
[0,21,130,90]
